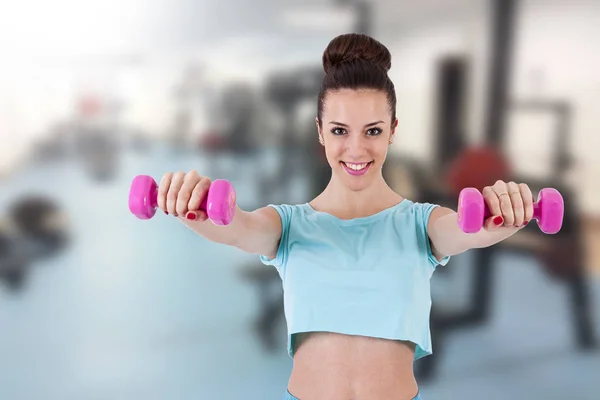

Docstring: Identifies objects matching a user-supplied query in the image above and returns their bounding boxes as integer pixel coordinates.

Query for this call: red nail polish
[524,220,529,226]
[186,212,196,220]
[164,211,168,215]
[494,216,504,225]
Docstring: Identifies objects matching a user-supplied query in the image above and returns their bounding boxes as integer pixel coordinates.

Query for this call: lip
[341,161,372,176]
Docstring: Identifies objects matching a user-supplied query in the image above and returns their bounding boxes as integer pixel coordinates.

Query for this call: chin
[335,166,377,192]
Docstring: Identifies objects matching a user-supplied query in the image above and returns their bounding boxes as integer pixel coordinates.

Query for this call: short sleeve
[416,202,451,268]
[259,204,293,268]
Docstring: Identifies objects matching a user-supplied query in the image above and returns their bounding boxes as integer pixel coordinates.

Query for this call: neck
[316,171,401,217]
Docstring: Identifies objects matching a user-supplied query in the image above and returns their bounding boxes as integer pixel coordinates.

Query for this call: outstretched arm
[427,180,534,260]
[158,171,283,259]
[180,206,282,259]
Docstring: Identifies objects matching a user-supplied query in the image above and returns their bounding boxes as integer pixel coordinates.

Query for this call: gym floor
[1,146,599,400]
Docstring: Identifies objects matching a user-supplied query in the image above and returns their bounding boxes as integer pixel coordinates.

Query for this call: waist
[288,332,418,400]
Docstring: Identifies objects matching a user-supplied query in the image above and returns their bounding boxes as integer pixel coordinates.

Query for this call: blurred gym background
[1,0,599,398]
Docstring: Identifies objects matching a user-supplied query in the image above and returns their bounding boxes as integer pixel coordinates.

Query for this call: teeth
[344,162,369,171]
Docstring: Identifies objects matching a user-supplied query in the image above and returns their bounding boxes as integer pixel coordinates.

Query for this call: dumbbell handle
[144,184,209,212]
[482,201,542,220]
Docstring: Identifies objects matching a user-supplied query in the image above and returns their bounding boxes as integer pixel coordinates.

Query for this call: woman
[157,33,533,400]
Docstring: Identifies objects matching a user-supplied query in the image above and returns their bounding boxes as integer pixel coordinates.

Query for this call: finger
[188,177,211,212]
[519,183,534,223]
[492,180,513,226]
[157,173,173,214]
[176,171,200,216]
[507,181,524,226]
[167,172,185,215]
[483,185,502,216]
[482,186,504,231]
[186,179,210,222]
[483,215,504,231]
[185,210,208,222]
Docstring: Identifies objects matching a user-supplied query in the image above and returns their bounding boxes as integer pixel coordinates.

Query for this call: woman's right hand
[157,170,211,221]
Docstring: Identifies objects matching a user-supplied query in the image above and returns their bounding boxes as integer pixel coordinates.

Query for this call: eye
[366,128,382,136]
[330,127,347,135]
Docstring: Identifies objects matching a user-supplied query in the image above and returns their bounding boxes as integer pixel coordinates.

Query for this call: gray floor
[1,145,598,400]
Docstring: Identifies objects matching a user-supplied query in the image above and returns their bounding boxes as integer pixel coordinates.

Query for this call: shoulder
[257,204,310,268]
[386,199,432,220]
[393,200,453,235]
[260,203,309,226]
[406,202,453,267]
[405,201,452,219]
[263,203,308,215]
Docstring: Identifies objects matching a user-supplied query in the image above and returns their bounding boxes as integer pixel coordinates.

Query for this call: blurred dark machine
[264,65,328,196]
[31,122,75,163]
[414,0,597,381]
[0,195,69,292]
[73,94,122,182]
[199,82,259,153]
[239,65,327,349]
[75,126,120,182]
[197,81,269,180]
[29,94,122,182]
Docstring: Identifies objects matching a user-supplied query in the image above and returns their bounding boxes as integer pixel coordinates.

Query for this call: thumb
[184,210,208,222]
[484,215,504,231]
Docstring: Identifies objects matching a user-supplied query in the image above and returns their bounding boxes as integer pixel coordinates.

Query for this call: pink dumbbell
[457,187,564,234]
[128,175,236,225]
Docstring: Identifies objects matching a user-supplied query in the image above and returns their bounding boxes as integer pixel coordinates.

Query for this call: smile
[341,161,373,176]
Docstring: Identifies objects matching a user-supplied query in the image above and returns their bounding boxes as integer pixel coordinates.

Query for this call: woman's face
[317,88,397,192]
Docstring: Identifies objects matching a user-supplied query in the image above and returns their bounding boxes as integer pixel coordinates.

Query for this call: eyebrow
[329,121,385,128]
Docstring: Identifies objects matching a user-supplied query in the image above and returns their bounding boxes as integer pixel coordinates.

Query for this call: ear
[316,118,324,145]
[389,119,398,145]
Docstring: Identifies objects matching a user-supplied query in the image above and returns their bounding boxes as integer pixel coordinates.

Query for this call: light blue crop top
[259,200,450,361]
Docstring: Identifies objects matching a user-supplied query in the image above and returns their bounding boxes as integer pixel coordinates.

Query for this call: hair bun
[322,33,392,75]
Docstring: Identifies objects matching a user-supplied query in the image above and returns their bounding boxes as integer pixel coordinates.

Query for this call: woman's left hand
[482,180,534,231]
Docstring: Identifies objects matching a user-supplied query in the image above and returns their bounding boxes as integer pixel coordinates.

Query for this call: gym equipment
[239,263,285,351]
[8,195,69,257]
[1,195,70,292]
[457,187,564,234]
[75,129,119,183]
[0,228,28,291]
[445,146,512,196]
[418,0,596,383]
[432,56,469,171]
[128,175,236,225]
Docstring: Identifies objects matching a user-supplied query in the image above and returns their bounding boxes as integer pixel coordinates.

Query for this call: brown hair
[317,33,397,126]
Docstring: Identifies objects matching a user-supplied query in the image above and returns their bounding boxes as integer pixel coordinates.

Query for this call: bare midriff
[287,332,419,400]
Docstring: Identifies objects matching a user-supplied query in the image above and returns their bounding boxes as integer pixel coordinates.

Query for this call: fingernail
[164,211,168,215]
[186,212,196,220]
[494,216,504,225]
[524,220,529,226]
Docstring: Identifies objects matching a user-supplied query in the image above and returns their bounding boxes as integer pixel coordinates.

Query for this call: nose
[344,134,369,158]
